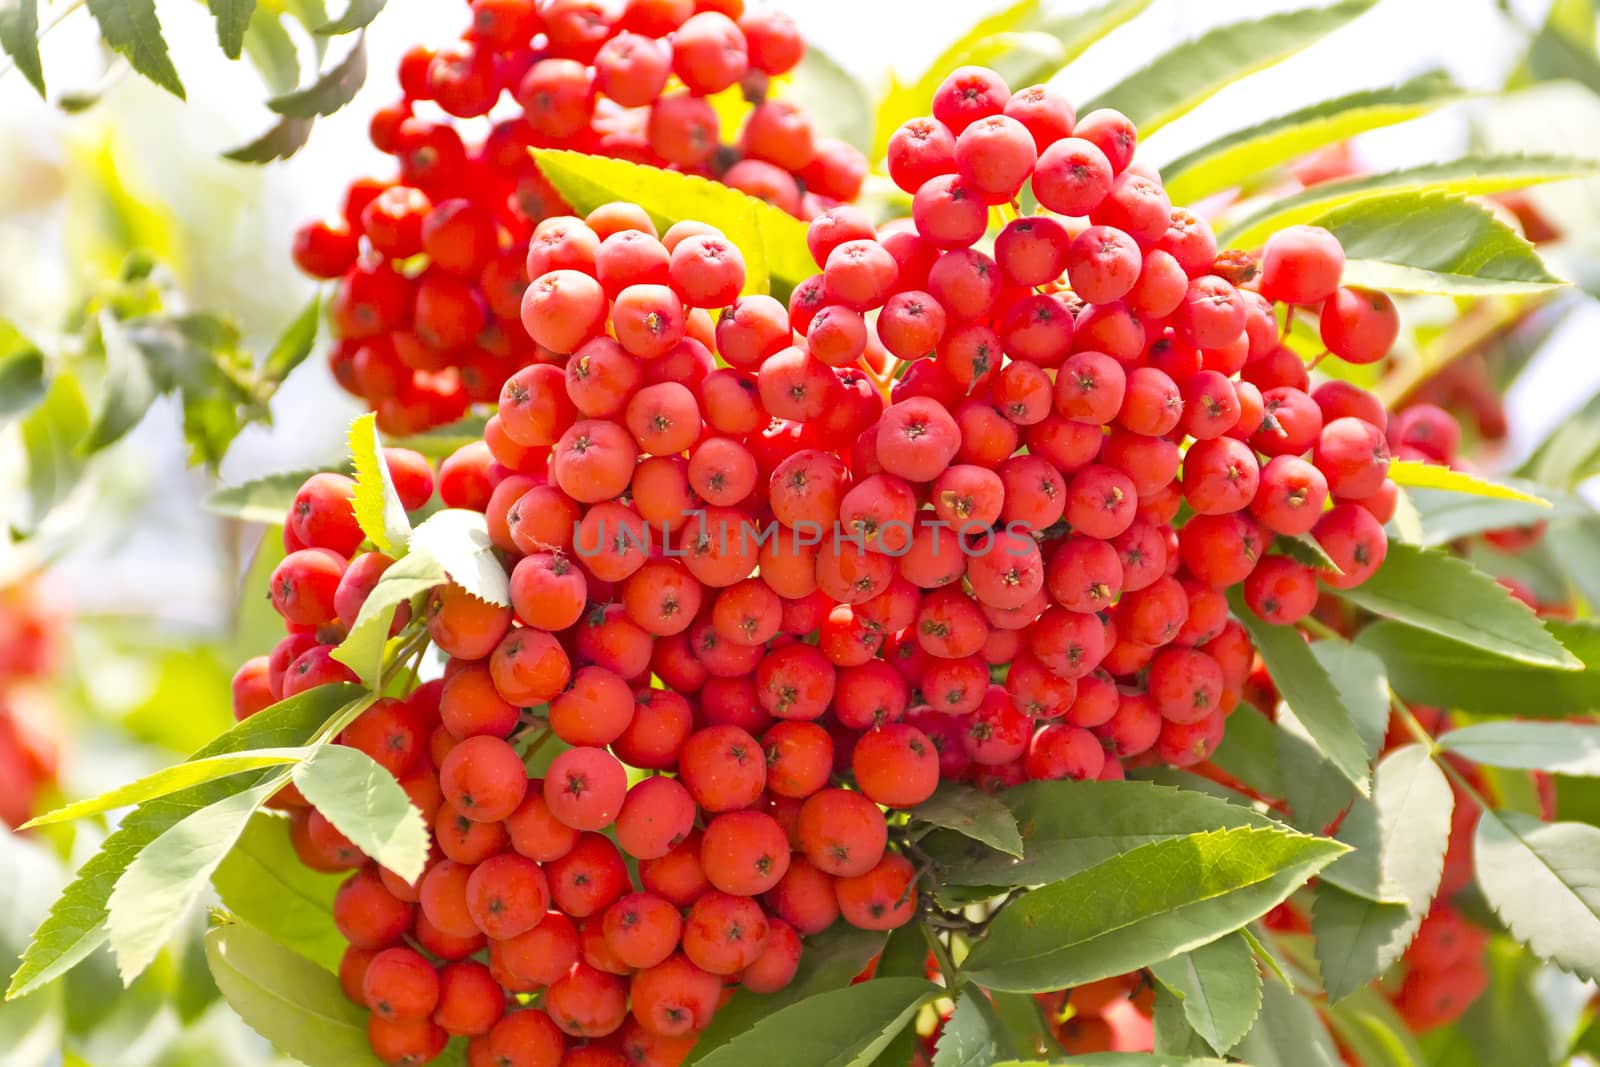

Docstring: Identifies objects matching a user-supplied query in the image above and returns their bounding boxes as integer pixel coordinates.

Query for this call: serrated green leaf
[961,826,1347,992]
[205,466,336,524]
[685,924,887,1065]
[989,989,1060,1061]
[1230,971,1343,1067]
[1403,478,1564,546]
[1476,811,1600,980]
[924,779,1287,888]
[261,293,320,382]
[996,1058,1233,1067]
[408,508,508,607]
[933,990,1008,1067]
[291,745,428,883]
[1222,154,1594,248]
[0,321,44,417]
[1153,982,1219,1057]
[22,748,308,829]
[695,978,938,1067]
[314,0,383,34]
[532,148,802,299]
[332,550,444,688]
[1161,71,1464,203]
[1440,721,1600,774]
[107,781,276,984]
[15,372,88,533]
[1312,744,1453,1002]
[207,0,255,59]
[1149,933,1261,1054]
[347,413,409,555]
[5,685,359,1001]
[86,0,184,98]
[0,0,43,96]
[1276,532,1340,573]
[268,33,365,117]
[224,115,315,163]
[83,312,158,453]
[1320,193,1567,295]
[1231,594,1371,795]
[1207,703,1285,800]
[1309,639,1389,762]
[212,812,346,973]
[908,780,1024,858]
[204,919,383,1066]
[1334,542,1579,668]
[1018,0,1152,83]
[242,5,300,94]
[1358,618,1600,716]
[1084,0,1377,135]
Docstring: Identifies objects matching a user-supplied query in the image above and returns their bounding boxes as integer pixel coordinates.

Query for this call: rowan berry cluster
[289,0,866,435]
[232,58,1424,1067]
[0,580,64,830]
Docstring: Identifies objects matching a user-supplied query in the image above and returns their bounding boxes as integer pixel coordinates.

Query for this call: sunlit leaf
[86,0,184,98]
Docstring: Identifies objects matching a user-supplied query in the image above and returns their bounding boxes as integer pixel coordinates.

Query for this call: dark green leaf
[1083,0,1377,134]
[224,115,315,163]
[1335,543,1579,668]
[16,372,88,533]
[1359,618,1600,716]
[292,745,428,883]
[204,919,383,1066]
[1161,71,1464,203]
[1148,933,1261,1054]
[83,313,159,453]
[0,0,42,97]
[996,1058,1233,1067]
[932,990,1008,1067]
[1207,703,1285,800]
[86,0,184,98]
[908,781,1024,858]
[1476,811,1600,980]
[206,463,346,524]
[693,978,939,1067]
[0,322,45,417]
[533,148,810,299]
[261,293,320,383]
[5,685,360,1000]
[1322,193,1567,295]
[1312,745,1453,1002]
[212,812,346,972]
[1223,154,1595,249]
[1439,721,1600,774]
[924,779,1288,888]
[989,990,1060,1061]
[961,826,1346,992]
[268,34,366,117]
[314,0,384,35]
[207,0,256,59]
[684,924,887,1065]
[1230,972,1343,1066]
[1153,983,1218,1058]
[1230,595,1371,795]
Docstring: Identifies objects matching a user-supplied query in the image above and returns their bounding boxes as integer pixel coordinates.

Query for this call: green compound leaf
[0,0,43,98]
[23,748,308,829]
[292,744,428,884]
[783,43,873,154]
[1222,153,1595,249]
[347,412,410,555]
[267,32,366,117]
[924,779,1290,888]
[205,466,339,524]
[961,826,1346,992]
[1387,460,1550,507]
[1439,721,1600,775]
[408,508,509,607]
[1358,618,1600,717]
[1476,811,1600,981]
[908,780,1024,858]
[106,782,275,984]
[1148,933,1261,1054]
[1333,542,1579,669]
[1312,744,1453,1003]
[1160,71,1465,204]
[532,148,808,299]
[1084,0,1377,135]
[204,919,384,1066]
[693,978,939,1067]
[207,0,256,59]
[1322,193,1567,295]
[5,684,360,1001]
[212,812,346,973]
[86,0,184,99]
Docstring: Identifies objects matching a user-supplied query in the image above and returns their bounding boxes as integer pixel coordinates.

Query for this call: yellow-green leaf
[347,412,410,555]
[1387,460,1551,507]
[22,748,309,829]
